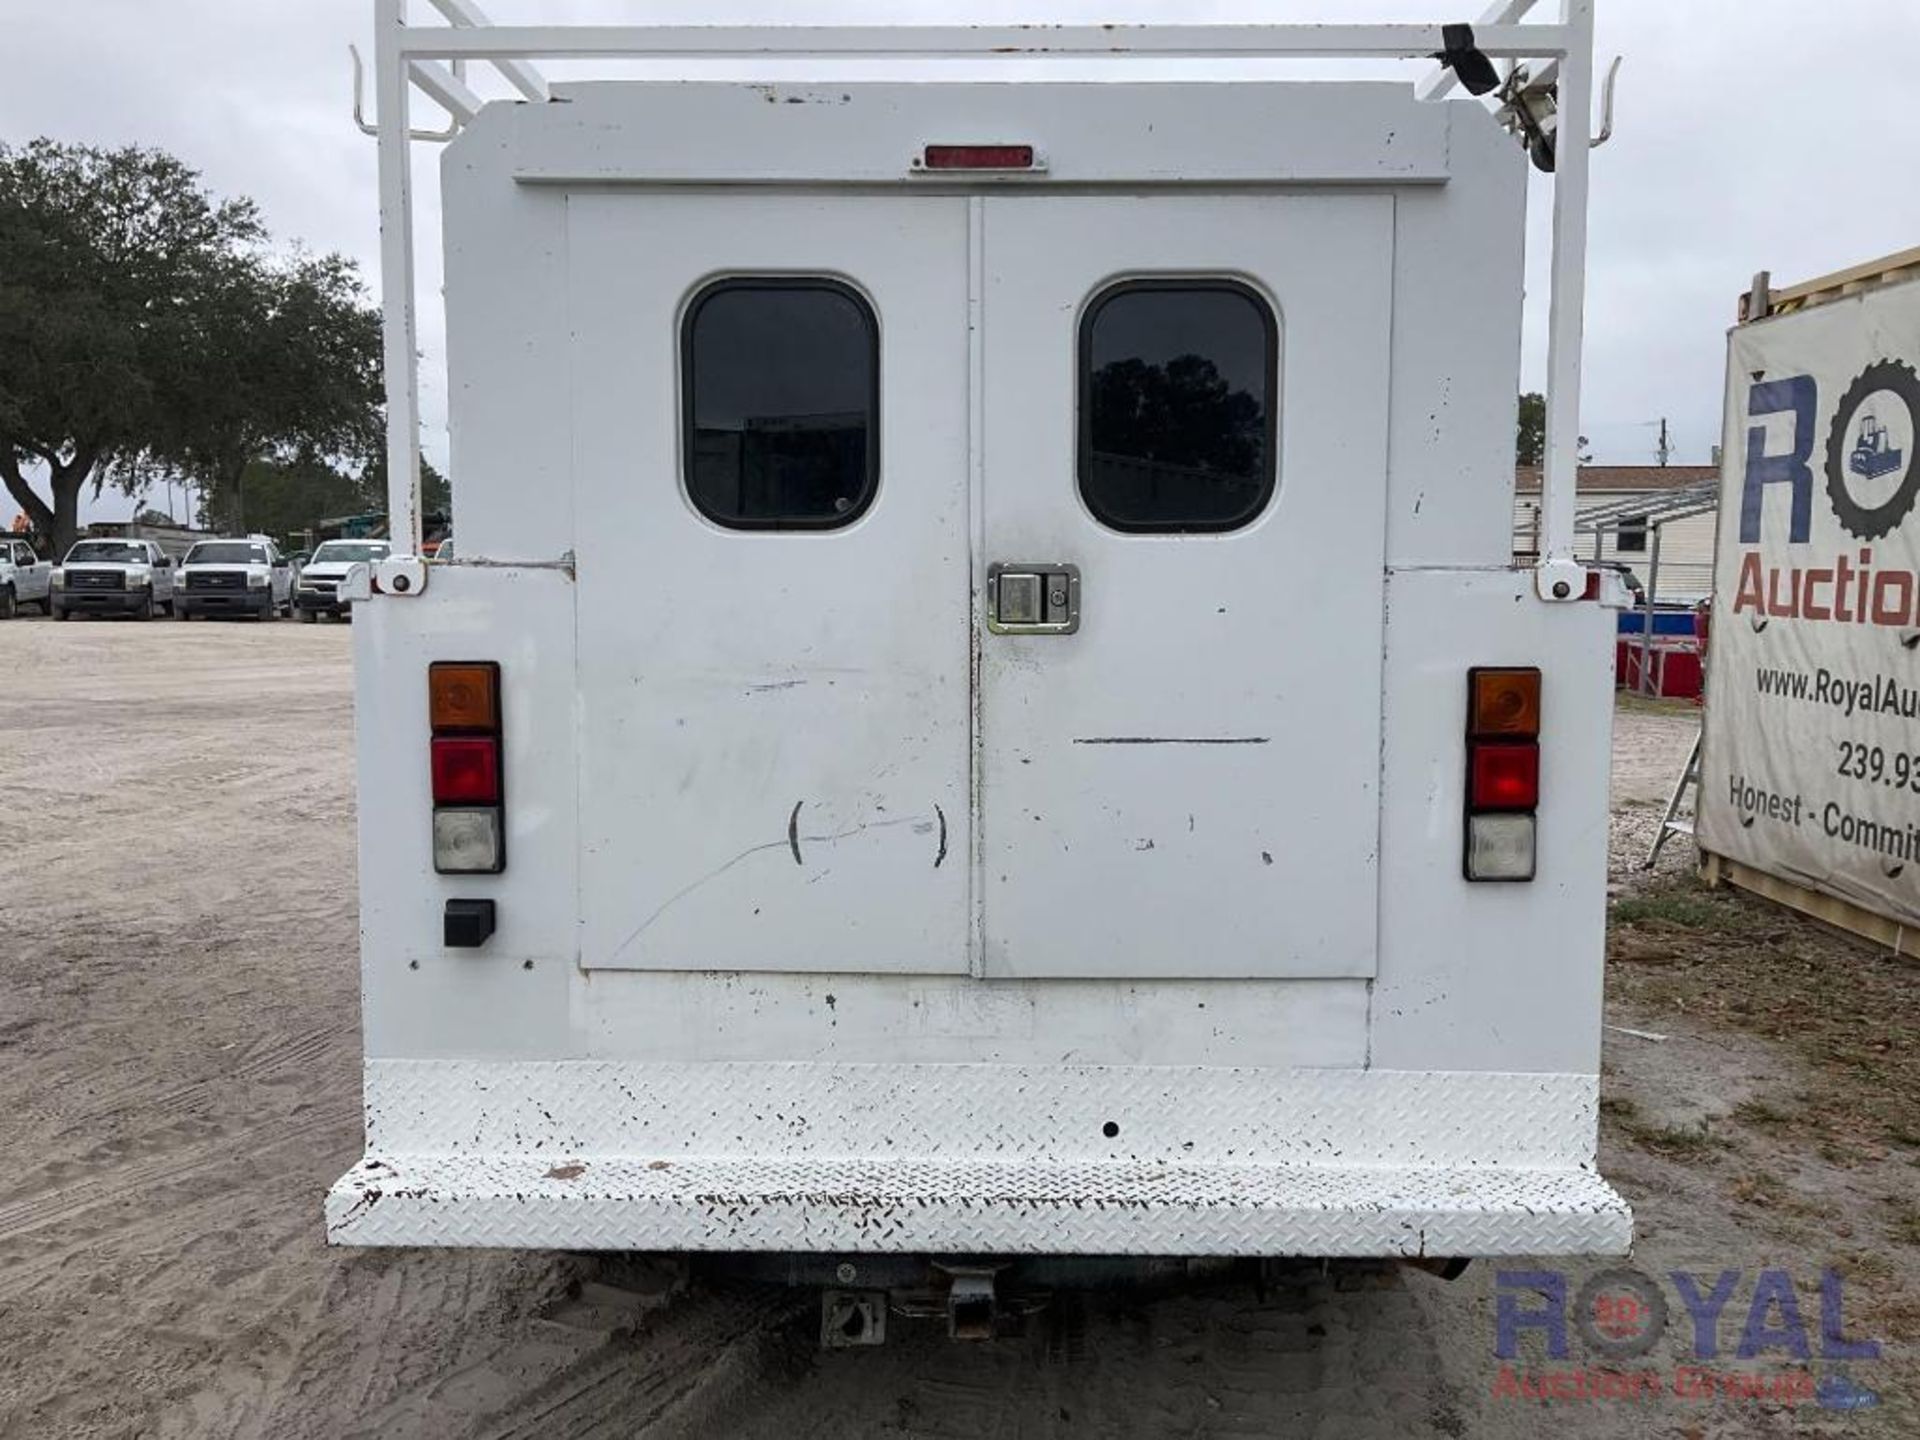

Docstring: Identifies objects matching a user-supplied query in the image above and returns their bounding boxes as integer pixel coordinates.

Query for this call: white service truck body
[329,71,1630,1261]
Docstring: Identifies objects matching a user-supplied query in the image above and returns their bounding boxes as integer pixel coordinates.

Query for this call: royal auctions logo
[1491,1267,1882,1412]
[1732,358,1920,628]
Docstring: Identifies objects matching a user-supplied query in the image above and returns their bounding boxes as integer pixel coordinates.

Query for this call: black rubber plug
[444,898,496,949]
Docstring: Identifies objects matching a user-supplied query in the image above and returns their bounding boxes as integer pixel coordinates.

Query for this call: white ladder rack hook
[351,44,459,143]
[1590,54,1622,148]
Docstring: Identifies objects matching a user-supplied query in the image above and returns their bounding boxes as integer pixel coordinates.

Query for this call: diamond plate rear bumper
[327,1152,1629,1255]
[325,1061,1631,1255]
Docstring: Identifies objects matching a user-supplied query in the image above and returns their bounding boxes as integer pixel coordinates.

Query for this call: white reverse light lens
[1467,813,1535,881]
[433,807,503,874]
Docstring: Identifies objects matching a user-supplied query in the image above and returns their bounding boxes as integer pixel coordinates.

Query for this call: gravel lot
[0,619,1909,1437]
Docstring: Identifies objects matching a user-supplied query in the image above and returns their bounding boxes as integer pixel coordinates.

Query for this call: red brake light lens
[921,144,1035,171]
[431,736,501,806]
[1469,742,1539,812]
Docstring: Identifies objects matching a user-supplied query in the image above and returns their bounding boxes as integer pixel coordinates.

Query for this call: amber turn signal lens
[1468,667,1541,738]
[429,661,500,733]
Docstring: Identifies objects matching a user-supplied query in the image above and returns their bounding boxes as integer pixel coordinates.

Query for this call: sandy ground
[0,620,1911,1437]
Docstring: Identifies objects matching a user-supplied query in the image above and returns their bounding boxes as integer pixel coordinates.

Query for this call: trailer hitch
[879,1262,1051,1343]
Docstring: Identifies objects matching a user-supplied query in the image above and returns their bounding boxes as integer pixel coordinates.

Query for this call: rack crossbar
[397,22,1570,64]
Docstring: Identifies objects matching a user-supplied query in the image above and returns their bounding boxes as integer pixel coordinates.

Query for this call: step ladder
[1643,727,1702,870]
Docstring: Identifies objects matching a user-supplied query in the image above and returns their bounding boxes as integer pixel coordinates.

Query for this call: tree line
[0,138,433,557]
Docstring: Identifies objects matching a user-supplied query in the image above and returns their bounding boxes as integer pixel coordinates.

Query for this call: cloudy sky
[6,0,1920,525]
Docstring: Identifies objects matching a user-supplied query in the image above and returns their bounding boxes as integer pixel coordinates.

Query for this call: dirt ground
[1,620,1914,1438]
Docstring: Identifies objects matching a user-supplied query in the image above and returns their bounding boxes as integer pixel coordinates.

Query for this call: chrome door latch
[987,562,1079,635]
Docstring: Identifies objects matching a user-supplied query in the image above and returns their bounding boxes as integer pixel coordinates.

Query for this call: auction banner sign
[1699,277,1920,924]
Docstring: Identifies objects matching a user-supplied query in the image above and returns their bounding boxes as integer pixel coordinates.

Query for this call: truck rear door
[568,189,1389,980]
[569,194,973,973]
[978,196,1392,978]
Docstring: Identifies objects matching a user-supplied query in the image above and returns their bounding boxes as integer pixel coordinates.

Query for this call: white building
[1513,464,1719,603]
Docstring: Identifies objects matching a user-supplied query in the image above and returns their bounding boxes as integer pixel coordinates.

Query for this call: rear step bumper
[326,1153,1630,1254]
[324,1060,1631,1255]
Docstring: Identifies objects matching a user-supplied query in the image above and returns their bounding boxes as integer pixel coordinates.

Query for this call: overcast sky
[6,0,1920,526]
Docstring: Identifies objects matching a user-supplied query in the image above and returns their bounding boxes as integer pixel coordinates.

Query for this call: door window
[1078,279,1277,533]
[682,277,879,529]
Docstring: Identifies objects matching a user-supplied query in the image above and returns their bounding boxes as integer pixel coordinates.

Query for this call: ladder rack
[362,0,1599,601]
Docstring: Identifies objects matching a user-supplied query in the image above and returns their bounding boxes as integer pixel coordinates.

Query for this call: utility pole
[1654,417,1672,467]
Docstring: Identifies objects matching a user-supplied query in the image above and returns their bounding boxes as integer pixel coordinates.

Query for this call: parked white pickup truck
[294,538,390,622]
[51,538,176,620]
[176,537,296,620]
[0,539,53,618]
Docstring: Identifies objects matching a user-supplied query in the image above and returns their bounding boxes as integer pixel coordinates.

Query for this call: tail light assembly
[429,661,504,875]
[1465,666,1540,882]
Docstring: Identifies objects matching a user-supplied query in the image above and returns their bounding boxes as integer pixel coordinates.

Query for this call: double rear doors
[568,190,1391,981]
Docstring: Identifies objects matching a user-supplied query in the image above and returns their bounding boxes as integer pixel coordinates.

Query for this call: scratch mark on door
[788,801,805,864]
[603,812,936,962]
[1071,736,1270,746]
[934,803,948,868]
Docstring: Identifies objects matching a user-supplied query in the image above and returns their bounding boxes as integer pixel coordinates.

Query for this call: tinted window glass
[65,542,147,563]
[1079,281,1277,533]
[311,541,389,564]
[683,279,878,529]
[186,542,268,565]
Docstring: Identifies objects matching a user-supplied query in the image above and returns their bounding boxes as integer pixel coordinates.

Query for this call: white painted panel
[577,974,1368,1067]
[441,124,572,562]
[1368,567,1614,1074]
[1383,103,1526,567]
[978,195,1392,978]
[354,567,579,1059]
[354,571,1370,1066]
[566,193,973,973]
[507,81,1450,185]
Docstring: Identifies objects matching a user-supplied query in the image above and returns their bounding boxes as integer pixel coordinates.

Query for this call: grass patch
[1608,874,1920,1160]
[1832,1250,1920,1343]
[1731,1098,1796,1134]
[1888,1204,1920,1248]
[1730,1170,1792,1210]
[1611,890,1751,931]
[1617,1116,1732,1161]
